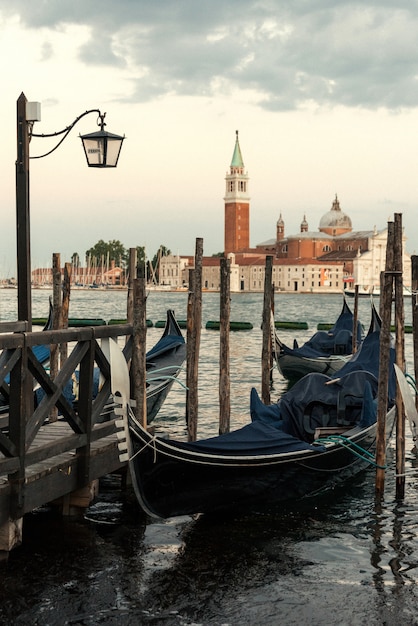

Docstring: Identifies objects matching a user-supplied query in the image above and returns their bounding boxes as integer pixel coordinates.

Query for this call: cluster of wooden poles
[51,215,417,502]
[126,238,263,443]
[340,214,417,501]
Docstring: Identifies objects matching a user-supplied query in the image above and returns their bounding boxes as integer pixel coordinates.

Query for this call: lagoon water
[1,289,418,625]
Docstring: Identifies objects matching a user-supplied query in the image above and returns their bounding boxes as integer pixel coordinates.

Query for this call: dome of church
[319,195,352,233]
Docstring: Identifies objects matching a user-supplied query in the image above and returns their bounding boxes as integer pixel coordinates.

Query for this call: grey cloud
[3,1,418,111]
[40,41,54,62]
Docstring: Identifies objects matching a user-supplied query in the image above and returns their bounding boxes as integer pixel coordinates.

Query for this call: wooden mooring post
[261,256,273,404]
[186,238,203,441]
[375,215,407,499]
[126,248,137,326]
[132,274,147,429]
[375,222,394,497]
[394,213,406,499]
[50,252,62,423]
[412,256,418,421]
[352,285,359,354]
[60,261,72,364]
[219,257,231,434]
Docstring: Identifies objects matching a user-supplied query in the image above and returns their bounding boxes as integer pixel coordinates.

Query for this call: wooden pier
[0,321,133,552]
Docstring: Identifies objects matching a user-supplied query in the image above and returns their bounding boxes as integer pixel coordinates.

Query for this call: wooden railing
[0,323,133,519]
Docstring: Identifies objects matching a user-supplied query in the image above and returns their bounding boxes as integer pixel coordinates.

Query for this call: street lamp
[15,92,125,329]
[80,112,124,168]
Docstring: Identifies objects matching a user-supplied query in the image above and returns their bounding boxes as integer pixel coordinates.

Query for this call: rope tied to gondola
[146,365,188,390]
[127,404,159,462]
[315,434,387,469]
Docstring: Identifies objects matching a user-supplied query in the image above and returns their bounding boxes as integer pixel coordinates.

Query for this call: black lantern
[80,113,125,168]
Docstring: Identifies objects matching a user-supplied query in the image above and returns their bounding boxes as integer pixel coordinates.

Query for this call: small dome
[319,195,352,232]
[277,212,284,226]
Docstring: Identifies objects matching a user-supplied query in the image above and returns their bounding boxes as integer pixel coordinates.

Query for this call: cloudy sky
[1,1,418,275]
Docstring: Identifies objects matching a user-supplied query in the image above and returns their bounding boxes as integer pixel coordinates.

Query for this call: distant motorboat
[344,285,412,298]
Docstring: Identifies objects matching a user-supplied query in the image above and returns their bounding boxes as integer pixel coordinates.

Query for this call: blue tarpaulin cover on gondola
[263,369,380,442]
[146,334,185,360]
[281,299,363,358]
[252,318,395,443]
[161,311,394,457]
[172,420,325,455]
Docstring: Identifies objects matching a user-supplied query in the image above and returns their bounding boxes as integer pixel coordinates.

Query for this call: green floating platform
[108,319,153,327]
[275,321,308,330]
[32,318,49,326]
[67,318,107,327]
[205,320,253,331]
[393,324,413,333]
[33,318,107,327]
[154,319,187,329]
[317,323,413,334]
[317,322,333,330]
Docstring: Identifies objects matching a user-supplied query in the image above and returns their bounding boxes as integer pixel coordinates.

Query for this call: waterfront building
[31,260,125,288]
[256,196,411,291]
[158,254,193,289]
[30,131,411,294]
[158,131,410,293]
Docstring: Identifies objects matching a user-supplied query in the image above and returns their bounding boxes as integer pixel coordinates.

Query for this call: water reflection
[1,448,418,624]
[1,290,418,623]
[129,459,418,624]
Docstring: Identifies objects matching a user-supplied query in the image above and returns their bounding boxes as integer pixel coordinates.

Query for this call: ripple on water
[0,290,417,625]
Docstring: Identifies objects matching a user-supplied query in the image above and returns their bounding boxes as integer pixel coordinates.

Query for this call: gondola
[112,304,398,519]
[86,308,186,423]
[53,308,186,424]
[98,308,186,422]
[141,308,186,422]
[2,309,186,425]
[273,297,364,382]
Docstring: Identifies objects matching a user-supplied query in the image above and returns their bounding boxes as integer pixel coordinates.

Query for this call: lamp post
[15,92,125,329]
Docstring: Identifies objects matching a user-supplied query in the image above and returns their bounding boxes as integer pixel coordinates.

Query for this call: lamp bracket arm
[30,109,105,160]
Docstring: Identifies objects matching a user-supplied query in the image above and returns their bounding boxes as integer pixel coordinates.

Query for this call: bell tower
[224,131,250,254]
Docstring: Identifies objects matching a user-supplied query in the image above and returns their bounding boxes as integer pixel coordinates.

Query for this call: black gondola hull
[128,407,395,518]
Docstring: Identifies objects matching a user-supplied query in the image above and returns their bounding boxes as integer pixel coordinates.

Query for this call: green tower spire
[230,130,244,168]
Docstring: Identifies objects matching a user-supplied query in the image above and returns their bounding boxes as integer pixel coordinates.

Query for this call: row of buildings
[158,131,411,293]
[28,131,411,293]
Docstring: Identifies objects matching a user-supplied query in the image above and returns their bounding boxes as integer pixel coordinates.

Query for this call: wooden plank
[0,322,27,334]
[21,440,122,514]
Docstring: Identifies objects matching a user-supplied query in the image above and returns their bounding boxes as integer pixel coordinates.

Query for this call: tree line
[70,240,171,282]
[70,240,224,282]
